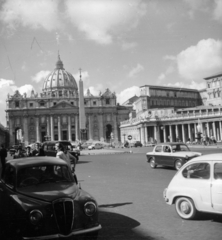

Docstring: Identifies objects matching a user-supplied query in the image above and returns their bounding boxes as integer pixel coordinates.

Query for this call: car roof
[189,153,222,163]
[155,142,186,146]
[7,157,67,169]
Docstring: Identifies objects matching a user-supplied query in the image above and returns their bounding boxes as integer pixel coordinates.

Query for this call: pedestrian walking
[55,142,72,170]
[0,144,7,178]
[65,147,77,173]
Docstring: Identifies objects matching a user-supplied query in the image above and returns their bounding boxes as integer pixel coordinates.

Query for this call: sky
[0,0,222,127]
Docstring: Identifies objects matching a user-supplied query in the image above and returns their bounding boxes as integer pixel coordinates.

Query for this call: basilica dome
[42,55,78,94]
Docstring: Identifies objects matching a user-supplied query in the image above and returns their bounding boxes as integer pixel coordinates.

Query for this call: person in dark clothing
[0,144,7,177]
[25,146,33,157]
[34,142,45,156]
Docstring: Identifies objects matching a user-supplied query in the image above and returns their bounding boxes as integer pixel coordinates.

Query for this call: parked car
[0,156,101,239]
[131,141,143,147]
[146,142,202,170]
[163,153,222,220]
[42,141,80,161]
[88,143,104,150]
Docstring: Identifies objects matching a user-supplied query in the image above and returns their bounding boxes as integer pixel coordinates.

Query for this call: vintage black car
[42,141,80,161]
[146,142,202,170]
[0,157,101,239]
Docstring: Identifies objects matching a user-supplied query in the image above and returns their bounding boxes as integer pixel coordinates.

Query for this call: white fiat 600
[163,153,222,220]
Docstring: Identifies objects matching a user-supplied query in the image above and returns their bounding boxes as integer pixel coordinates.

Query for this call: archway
[106,124,112,142]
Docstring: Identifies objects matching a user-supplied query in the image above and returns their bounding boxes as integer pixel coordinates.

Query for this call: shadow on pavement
[196,212,222,223]
[98,210,157,240]
[99,202,133,208]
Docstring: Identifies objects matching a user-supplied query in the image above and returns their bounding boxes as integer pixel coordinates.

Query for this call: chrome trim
[53,198,74,234]
[84,201,97,216]
[29,210,43,225]
[23,225,102,240]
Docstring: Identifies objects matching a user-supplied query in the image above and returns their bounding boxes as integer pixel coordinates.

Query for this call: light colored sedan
[88,143,104,150]
[146,142,201,170]
[163,153,222,220]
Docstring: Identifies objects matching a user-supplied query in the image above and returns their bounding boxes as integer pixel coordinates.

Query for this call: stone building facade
[6,56,132,146]
[120,72,222,144]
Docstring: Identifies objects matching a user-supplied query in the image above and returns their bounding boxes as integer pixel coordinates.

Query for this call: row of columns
[138,120,222,144]
[35,115,79,142]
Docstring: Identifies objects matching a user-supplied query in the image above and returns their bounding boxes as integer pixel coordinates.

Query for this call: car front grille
[53,198,74,235]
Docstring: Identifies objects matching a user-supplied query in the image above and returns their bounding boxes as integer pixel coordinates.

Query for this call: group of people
[0,141,77,178]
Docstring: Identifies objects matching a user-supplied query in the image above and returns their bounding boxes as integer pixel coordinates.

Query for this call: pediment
[101,88,116,98]
[50,101,77,109]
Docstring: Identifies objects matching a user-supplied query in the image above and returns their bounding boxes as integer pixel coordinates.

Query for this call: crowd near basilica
[3,54,222,147]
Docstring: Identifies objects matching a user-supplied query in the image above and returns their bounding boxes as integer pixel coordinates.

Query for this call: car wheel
[175,197,197,220]
[149,157,157,169]
[175,159,183,170]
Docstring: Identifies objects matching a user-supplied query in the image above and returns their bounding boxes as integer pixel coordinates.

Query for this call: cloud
[32,70,51,83]
[165,81,206,90]
[121,41,138,51]
[213,0,222,23]
[128,64,144,78]
[177,38,222,80]
[0,78,35,126]
[0,0,62,34]
[116,86,140,104]
[64,0,146,45]
[21,61,27,71]
[158,65,175,81]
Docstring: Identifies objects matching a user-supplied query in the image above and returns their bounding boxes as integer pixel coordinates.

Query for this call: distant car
[163,153,222,220]
[146,142,202,170]
[132,141,143,147]
[42,141,80,161]
[88,143,104,150]
[0,156,101,239]
[81,142,92,150]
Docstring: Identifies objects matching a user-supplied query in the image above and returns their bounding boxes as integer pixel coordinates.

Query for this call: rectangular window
[15,101,19,107]
[71,102,74,105]
[214,163,222,180]
[106,99,110,105]
[53,102,56,106]
[40,102,45,107]
[93,101,97,105]
[29,103,33,107]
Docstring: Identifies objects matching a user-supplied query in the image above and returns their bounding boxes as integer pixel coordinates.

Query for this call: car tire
[149,157,157,169]
[175,159,183,170]
[175,197,197,220]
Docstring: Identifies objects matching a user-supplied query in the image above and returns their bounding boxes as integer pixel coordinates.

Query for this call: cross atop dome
[55,51,64,70]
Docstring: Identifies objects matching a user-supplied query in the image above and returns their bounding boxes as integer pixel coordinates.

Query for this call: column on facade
[175,124,178,139]
[219,121,222,141]
[188,124,191,141]
[75,115,79,141]
[58,116,61,141]
[206,122,210,137]
[36,117,40,143]
[163,126,166,142]
[98,113,104,141]
[113,113,118,143]
[23,115,29,146]
[68,115,72,141]
[50,115,54,141]
[194,123,197,140]
[182,124,185,143]
[154,126,157,141]
[141,126,145,145]
[169,125,172,142]
[47,116,50,138]
[88,114,93,140]
[212,121,216,139]
[144,125,148,144]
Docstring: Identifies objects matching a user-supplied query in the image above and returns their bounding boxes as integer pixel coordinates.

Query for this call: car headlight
[29,210,43,225]
[84,202,97,216]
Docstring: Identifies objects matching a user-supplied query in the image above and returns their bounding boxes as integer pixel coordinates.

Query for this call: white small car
[88,143,104,150]
[163,153,222,220]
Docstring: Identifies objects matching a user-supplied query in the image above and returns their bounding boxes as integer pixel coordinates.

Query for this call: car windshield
[17,165,74,188]
[171,144,190,152]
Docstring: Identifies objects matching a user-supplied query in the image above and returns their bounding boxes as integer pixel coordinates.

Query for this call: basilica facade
[6,56,132,146]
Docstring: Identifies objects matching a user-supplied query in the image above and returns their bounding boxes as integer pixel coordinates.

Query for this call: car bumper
[23,225,102,240]
[163,188,169,204]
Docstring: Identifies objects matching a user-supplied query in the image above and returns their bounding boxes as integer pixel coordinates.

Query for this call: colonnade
[138,119,222,145]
